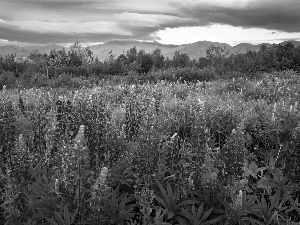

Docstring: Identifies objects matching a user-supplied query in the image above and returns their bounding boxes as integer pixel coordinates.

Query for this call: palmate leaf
[178,204,220,225]
[155,181,198,221]
[108,187,136,224]
[46,205,73,225]
[259,166,300,215]
[216,193,264,225]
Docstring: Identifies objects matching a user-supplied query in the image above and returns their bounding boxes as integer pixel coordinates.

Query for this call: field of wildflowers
[1,70,300,225]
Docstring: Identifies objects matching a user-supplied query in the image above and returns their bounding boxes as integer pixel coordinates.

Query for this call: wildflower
[93,166,109,191]
[188,171,195,189]
[232,190,243,211]
[75,125,85,144]
[171,133,178,141]
[54,178,59,191]
[198,98,205,107]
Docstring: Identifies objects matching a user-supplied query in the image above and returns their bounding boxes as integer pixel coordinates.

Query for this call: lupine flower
[92,166,109,200]
[232,190,243,211]
[75,125,85,144]
[171,133,178,141]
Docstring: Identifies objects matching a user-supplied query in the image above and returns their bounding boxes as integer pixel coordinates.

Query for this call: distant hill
[89,40,178,61]
[280,40,300,47]
[164,41,232,59]
[0,40,299,61]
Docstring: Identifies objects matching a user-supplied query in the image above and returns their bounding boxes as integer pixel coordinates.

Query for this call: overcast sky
[0,0,300,47]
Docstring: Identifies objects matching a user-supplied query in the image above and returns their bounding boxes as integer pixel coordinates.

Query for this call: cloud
[176,0,300,32]
[0,19,133,44]
[112,12,198,39]
[0,19,129,35]
[0,0,299,45]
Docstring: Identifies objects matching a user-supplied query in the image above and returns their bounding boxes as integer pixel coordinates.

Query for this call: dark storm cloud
[176,0,300,32]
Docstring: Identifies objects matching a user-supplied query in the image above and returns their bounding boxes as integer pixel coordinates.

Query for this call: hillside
[1,40,299,61]
[88,40,178,61]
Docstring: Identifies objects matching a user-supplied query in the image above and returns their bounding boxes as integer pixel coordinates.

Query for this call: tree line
[0,41,300,81]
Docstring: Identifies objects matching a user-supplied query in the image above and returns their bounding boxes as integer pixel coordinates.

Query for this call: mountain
[89,40,178,61]
[0,40,299,61]
[229,43,273,55]
[164,41,231,59]
[0,44,66,57]
[280,40,300,47]
[0,45,24,56]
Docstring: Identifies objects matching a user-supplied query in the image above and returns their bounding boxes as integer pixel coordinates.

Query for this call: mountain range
[0,40,299,61]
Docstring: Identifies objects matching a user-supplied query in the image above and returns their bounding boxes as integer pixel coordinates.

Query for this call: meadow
[1,70,300,225]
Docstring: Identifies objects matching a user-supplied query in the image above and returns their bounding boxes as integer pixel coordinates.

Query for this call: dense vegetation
[1,42,300,225]
[1,41,300,89]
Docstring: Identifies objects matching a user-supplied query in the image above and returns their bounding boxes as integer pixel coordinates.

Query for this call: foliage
[0,71,17,90]
[0,72,300,224]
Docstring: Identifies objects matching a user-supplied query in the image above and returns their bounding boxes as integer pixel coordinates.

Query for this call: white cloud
[155,24,300,46]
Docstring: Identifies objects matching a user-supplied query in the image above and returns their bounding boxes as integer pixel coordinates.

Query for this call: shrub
[0,71,17,90]
[218,78,250,94]
[155,68,177,82]
[30,73,50,88]
[55,73,72,87]
[174,67,218,82]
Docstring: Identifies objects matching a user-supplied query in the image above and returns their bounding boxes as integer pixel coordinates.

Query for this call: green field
[1,70,300,225]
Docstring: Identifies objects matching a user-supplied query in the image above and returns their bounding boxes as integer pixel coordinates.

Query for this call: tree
[152,48,164,70]
[111,56,125,75]
[292,46,300,71]
[47,48,69,77]
[198,57,211,69]
[172,51,190,68]
[205,45,228,71]
[137,50,154,74]
[126,46,138,65]
[257,45,279,72]
[26,50,48,75]
[67,41,93,67]
[140,53,154,74]
[28,50,47,64]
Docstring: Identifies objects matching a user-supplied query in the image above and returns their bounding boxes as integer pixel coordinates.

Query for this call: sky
[0,0,300,47]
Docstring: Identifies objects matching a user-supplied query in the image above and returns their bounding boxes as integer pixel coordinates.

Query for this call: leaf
[244,194,257,209]
[31,162,42,178]
[284,190,300,215]
[200,207,213,222]
[175,215,187,225]
[46,218,59,225]
[54,211,65,225]
[249,161,258,174]
[63,206,70,225]
[241,217,264,225]
[156,182,171,208]
[269,157,276,169]
[177,199,198,208]
[155,195,168,209]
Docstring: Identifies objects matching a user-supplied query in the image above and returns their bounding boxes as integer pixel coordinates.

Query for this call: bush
[49,73,73,88]
[30,73,50,88]
[154,68,177,82]
[174,67,217,82]
[218,78,250,94]
[0,71,17,90]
